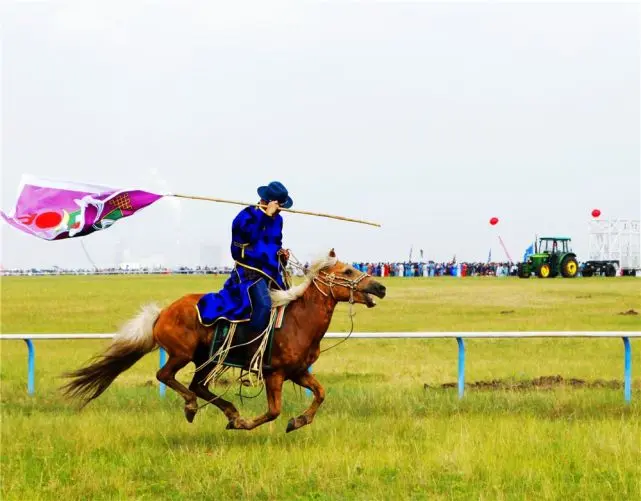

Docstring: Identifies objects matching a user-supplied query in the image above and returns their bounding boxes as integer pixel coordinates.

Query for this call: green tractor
[518,237,579,279]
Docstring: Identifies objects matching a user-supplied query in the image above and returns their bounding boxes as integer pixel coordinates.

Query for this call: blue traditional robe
[196,206,286,326]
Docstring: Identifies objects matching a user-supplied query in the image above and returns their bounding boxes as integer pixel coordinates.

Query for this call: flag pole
[497,235,514,263]
[170,193,381,227]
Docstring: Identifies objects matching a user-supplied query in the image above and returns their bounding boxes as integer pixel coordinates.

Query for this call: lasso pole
[170,193,381,227]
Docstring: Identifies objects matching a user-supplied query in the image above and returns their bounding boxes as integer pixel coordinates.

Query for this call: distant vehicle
[580,260,618,277]
[518,237,579,279]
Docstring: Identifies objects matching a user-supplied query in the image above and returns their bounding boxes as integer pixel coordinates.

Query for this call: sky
[1,2,639,269]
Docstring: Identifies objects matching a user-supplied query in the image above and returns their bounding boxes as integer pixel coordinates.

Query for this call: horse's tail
[62,303,162,406]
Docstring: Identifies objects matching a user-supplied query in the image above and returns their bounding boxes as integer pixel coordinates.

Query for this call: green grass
[1,276,640,500]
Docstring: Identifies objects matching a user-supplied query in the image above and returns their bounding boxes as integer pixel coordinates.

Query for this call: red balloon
[489,217,499,226]
[591,209,601,218]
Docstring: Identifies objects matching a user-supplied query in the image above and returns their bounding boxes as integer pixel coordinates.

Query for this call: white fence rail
[1,332,638,402]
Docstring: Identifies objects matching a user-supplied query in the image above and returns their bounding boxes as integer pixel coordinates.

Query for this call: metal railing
[1,332,638,402]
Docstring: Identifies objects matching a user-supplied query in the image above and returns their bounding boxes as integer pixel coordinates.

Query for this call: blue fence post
[24,339,35,395]
[159,348,167,397]
[456,337,465,399]
[623,337,631,404]
[306,365,312,397]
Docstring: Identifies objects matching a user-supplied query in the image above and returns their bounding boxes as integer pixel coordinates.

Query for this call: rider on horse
[196,181,292,332]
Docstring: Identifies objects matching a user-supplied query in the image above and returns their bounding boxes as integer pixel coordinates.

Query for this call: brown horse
[63,249,386,432]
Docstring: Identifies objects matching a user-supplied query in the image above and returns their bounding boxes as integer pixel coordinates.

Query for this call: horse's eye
[345,269,353,276]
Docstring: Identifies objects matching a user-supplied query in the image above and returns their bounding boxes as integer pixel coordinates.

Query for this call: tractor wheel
[560,256,578,278]
[605,264,617,277]
[518,264,530,278]
[536,263,551,278]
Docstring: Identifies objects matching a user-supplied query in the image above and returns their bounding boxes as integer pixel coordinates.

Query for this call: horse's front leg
[286,370,325,433]
[226,371,284,431]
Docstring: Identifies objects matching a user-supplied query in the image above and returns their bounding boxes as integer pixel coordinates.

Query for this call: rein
[310,268,370,354]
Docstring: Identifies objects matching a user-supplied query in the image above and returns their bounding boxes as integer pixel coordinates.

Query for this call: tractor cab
[518,236,578,279]
[538,237,572,255]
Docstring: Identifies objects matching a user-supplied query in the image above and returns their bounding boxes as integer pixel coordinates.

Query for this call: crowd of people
[351,261,517,277]
[2,262,517,277]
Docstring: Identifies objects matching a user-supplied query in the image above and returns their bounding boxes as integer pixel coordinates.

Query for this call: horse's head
[317,249,387,308]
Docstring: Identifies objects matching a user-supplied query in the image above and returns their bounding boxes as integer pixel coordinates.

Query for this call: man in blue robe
[196,181,293,332]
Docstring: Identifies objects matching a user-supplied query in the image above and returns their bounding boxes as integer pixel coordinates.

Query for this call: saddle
[209,306,286,372]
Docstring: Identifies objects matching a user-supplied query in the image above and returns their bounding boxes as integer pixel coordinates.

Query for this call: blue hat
[257,181,293,209]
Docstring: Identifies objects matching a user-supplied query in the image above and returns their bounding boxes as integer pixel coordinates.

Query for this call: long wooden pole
[170,193,381,227]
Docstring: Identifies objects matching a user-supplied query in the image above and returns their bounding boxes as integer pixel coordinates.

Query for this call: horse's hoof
[226,417,246,430]
[286,418,297,433]
[184,407,197,423]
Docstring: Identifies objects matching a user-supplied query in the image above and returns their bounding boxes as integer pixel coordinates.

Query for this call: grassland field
[1,275,640,500]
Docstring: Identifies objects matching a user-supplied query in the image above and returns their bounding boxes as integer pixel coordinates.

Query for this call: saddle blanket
[209,305,286,370]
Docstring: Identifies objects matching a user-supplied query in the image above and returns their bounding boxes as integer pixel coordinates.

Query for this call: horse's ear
[329,248,336,258]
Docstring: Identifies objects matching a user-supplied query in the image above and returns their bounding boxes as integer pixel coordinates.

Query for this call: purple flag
[1,175,163,240]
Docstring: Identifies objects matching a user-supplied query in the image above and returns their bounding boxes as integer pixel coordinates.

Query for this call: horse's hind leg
[286,371,325,433]
[156,355,199,423]
[188,361,241,424]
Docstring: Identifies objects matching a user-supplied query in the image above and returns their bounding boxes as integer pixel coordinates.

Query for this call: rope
[191,325,269,375]
[245,308,278,389]
[195,368,256,411]
[237,370,266,403]
[203,323,239,386]
[79,240,99,271]
[319,300,356,354]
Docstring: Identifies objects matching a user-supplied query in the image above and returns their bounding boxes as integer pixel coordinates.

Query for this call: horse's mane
[270,254,338,307]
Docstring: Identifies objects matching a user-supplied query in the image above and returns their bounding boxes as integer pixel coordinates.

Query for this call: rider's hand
[279,248,290,260]
[265,200,280,216]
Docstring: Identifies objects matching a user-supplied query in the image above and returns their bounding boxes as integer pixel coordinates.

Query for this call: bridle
[286,253,373,353]
[312,269,371,305]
